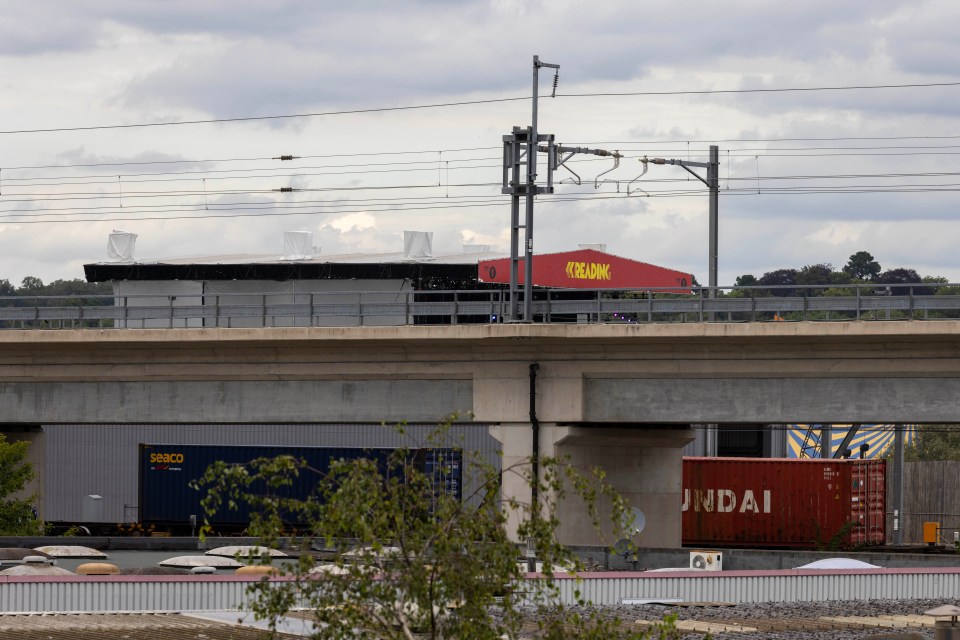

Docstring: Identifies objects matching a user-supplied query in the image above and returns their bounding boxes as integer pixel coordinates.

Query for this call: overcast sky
[1,0,958,287]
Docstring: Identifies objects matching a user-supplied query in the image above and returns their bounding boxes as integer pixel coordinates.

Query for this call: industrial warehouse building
[83,230,694,328]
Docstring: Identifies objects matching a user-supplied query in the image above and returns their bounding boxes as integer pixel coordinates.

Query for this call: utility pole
[503,55,559,323]
[502,56,621,322]
[648,145,720,297]
[892,424,905,546]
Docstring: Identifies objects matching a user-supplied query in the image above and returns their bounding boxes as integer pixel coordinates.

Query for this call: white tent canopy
[34,545,107,559]
[106,230,137,262]
[206,545,288,558]
[159,555,242,569]
[794,558,882,570]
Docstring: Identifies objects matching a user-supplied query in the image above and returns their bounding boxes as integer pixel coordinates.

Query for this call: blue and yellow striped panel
[787,424,916,459]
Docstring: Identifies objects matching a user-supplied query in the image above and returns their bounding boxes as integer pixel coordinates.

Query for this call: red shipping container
[682,457,886,549]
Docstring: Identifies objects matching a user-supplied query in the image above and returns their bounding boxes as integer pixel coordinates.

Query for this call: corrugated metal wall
[42,423,499,523]
[0,577,254,612]
[683,425,715,457]
[114,279,414,328]
[5,569,960,612]
[891,460,960,544]
[539,569,960,605]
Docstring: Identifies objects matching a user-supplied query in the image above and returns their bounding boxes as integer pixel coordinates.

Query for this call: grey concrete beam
[585,377,960,424]
[0,380,472,424]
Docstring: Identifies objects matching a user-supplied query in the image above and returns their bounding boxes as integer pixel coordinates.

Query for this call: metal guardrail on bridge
[2,283,960,329]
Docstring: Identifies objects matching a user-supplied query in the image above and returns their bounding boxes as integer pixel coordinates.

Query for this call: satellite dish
[620,508,646,536]
[613,538,633,558]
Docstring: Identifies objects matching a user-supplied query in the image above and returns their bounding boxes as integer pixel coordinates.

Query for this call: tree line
[732,250,949,296]
[0,276,111,299]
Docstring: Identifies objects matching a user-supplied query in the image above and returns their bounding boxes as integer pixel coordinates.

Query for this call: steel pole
[708,144,719,297]
[893,424,905,546]
[524,57,540,322]
[509,192,520,320]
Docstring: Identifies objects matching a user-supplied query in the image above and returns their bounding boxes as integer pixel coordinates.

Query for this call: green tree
[758,268,798,296]
[3,277,110,298]
[930,278,960,304]
[843,251,881,281]
[796,263,834,286]
[42,279,112,297]
[194,422,673,640]
[0,434,41,535]
[17,276,44,293]
[905,426,960,461]
[877,268,930,295]
[734,274,758,287]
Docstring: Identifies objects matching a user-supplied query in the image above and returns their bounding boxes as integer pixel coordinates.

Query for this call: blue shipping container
[139,444,462,528]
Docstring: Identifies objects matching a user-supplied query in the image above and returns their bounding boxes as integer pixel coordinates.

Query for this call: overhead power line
[8,135,960,174]
[0,98,529,135]
[586,134,960,145]
[559,80,960,98]
[7,144,960,190]
[6,179,960,225]
[2,147,499,171]
[1,156,502,186]
[1,80,957,136]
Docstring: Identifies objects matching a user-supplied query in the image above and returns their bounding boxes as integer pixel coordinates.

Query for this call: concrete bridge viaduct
[3,321,960,547]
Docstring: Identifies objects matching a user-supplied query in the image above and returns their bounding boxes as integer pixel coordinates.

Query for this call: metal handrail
[2,283,959,329]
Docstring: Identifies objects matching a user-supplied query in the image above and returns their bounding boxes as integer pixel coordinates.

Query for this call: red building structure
[478,248,693,293]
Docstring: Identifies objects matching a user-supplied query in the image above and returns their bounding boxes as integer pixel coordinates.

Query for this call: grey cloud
[0,1,350,55]
[893,40,960,77]
[726,72,960,119]
[47,148,213,173]
[111,0,924,119]
[0,0,917,86]
[546,1,906,80]
[880,0,960,76]
[0,7,101,55]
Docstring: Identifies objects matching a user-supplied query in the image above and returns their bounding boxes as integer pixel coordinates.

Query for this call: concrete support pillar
[488,424,694,548]
[488,423,534,539]
[552,427,694,548]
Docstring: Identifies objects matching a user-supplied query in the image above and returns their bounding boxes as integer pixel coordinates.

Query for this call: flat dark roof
[83,261,495,290]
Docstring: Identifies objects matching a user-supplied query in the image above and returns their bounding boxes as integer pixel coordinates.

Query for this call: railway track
[632,601,945,638]
[637,613,937,635]
[0,602,950,639]
[515,600,950,638]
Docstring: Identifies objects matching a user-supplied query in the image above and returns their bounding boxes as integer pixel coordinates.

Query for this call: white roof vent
[106,230,137,262]
[579,243,607,252]
[283,230,313,261]
[403,230,433,261]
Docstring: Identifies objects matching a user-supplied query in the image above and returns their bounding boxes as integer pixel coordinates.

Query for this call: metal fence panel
[8,285,960,328]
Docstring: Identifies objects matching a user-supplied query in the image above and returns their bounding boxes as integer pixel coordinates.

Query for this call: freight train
[138,443,463,535]
[46,437,886,549]
[682,457,886,549]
